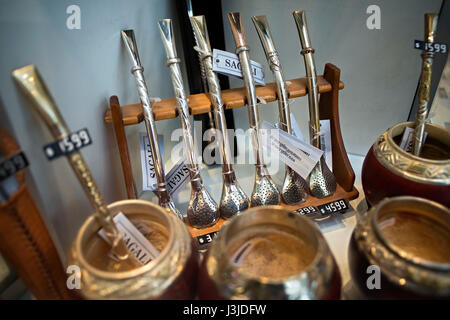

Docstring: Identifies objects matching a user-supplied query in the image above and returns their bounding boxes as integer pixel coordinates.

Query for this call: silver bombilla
[252,15,308,205]
[292,11,336,198]
[158,19,219,229]
[190,16,250,218]
[121,29,182,218]
[227,12,281,206]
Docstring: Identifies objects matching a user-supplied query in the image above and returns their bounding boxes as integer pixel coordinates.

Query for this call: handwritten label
[260,121,322,179]
[43,128,92,160]
[98,212,160,265]
[213,49,265,85]
[0,152,29,182]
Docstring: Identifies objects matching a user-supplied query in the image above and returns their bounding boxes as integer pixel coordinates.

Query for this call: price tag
[296,205,319,216]
[43,128,92,160]
[414,40,447,54]
[317,198,349,216]
[0,152,29,182]
[212,49,265,85]
[399,127,427,152]
[197,231,218,247]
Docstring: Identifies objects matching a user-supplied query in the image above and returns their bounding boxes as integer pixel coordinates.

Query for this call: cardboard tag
[98,212,160,265]
[319,120,333,171]
[165,157,190,197]
[140,133,164,192]
[399,127,428,153]
[260,121,322,179]
[213,49,265,85]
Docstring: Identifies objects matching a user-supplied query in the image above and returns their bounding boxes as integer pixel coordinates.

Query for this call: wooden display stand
[104,63,359,243]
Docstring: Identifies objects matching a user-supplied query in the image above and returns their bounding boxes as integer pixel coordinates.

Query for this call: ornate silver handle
[12,65,136,263]
[190,16,233,172]
[227,12,264,166]
[413,13,438,156]
[293,10,320,149]
[121,30,181,218]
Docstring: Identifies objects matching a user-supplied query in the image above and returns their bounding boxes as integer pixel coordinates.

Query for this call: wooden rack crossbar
[104,76,344,125]
[105,63,359,244]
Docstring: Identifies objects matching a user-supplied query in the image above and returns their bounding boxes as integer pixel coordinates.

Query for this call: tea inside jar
[378,212,450,263]
[84,219,169,272]
[226,227,315,281]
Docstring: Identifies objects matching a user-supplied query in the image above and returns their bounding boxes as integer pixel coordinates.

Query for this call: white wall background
[0,0,443,256]
[221,0,442,155]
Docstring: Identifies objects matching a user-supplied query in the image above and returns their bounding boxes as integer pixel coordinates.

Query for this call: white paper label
[212,49,265,85]
[140,133,164,192]
[319,120,333,172]
[399,127,427,152]
[165,157,190,197]
[98,212,160,265]
[260,121,322,179]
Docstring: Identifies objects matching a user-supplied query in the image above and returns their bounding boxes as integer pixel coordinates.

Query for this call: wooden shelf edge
[104,76,345,125]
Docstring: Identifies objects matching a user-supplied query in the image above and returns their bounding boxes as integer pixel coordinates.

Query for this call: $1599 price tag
[43,128,92,160]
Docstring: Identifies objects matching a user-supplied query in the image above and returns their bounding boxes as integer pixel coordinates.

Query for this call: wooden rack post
[104,63,359,244]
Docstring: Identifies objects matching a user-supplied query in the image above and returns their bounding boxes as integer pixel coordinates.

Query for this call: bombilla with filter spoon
[158,19,219,229]
[12,65,140,267]
[190,15,250,218]
[252,15,309,205]
[293,10,337,198]
[121,29,181,219]
[227,12,281,206]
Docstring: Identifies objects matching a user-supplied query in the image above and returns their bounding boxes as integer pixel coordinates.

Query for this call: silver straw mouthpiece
[121,29,182,218]
[252,15,308,205]
[190,15,250,217]
[158,19,219,228]
[227,12,280,206]
[292,11,336,198]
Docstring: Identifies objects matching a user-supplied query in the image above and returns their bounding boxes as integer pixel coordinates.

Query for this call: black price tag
[197,231,218,246]
[0,152,29,182]
[43,128,92,160]
[414,40,447,54]
[296,205,319,215]
[317,198,349,216]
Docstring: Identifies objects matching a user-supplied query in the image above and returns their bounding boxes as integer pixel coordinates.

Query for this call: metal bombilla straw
[190,15,250,218]
[293,11,337,198]
[412,13,439,157]
[121,30,181,219]
[12,65,140,267]
[252,15,308,205]
[227,12,281,206]
[186,0,216,142]
[158,19,219,229]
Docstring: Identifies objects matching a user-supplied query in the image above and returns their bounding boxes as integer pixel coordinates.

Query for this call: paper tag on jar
[212,49,265,85]
[98,212,160,265]
[399,127,428,153]
[140,133,165,192]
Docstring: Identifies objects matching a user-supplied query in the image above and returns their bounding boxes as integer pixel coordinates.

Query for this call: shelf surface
[105,76,344,125]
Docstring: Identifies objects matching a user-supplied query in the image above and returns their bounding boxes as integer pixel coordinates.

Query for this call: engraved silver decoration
[190,16,250,218]
[121,30,181,218]
[252,15,308,205]
[227,12,281,206]
[158,19,219,229]
[293,11,336,198]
